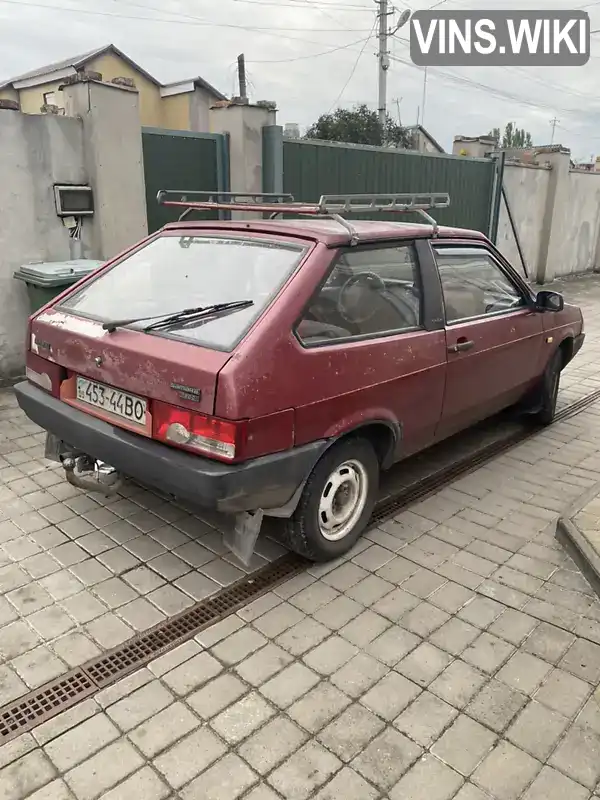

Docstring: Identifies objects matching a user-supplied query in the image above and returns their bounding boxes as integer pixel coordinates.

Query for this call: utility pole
[376,5,411,138]
[421,67,428,128]
[550,117,559,144]
[377,0,390,131]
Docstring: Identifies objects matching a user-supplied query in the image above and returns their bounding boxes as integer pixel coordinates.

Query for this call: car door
[292,240,447,460]
[432,242,545,439]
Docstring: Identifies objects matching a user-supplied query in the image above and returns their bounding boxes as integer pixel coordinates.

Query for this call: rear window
[59,234,306,351]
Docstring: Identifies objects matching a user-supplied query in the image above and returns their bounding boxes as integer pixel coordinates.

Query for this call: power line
[230,0,374,9]
[393,35,600,108]
[388,50,600,117]
[556,122,600,142]
[503,65,599,100]
[300,0,345,25]
[247,36,371,62]
[0,0,371,34]
[119,0,371,31]
[327,17,377,112]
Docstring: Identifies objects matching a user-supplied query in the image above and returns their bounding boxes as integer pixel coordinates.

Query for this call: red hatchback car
[15,192,584,562]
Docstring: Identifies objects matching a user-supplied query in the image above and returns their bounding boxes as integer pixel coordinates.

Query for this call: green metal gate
[142,128,229,233]
[283,139,500,235]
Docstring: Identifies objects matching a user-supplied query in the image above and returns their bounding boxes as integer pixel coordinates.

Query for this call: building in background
[405,124,445,154]
[0,44,226,131]
[284,122,301,139]
[452,134,498,157]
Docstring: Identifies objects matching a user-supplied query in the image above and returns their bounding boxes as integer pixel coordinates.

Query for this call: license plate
[76,377,147,425]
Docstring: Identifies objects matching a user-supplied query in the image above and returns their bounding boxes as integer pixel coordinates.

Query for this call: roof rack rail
[156,190,451,244]
[156,191,295,222]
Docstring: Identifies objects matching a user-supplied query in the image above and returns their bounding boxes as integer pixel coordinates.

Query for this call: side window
[434,247,525,324]
[296,244,422,345]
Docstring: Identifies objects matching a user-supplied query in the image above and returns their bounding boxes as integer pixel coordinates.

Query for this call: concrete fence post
[535,150,570,284]
[61,77,147,260]
[209,100,277,218]
[262,125,284,195]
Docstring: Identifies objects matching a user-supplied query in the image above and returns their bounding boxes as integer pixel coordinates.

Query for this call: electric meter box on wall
[54,184,94,217]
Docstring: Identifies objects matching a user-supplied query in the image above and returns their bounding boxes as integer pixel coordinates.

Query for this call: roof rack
[156,190,451,244]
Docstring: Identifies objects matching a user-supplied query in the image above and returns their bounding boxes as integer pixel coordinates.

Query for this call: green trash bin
[14,259,104,313]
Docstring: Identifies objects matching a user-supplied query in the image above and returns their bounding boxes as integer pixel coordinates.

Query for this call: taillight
[25,351,65,397]
[152,401,246,461]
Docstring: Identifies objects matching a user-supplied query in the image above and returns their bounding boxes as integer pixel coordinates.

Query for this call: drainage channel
[371,387,600,525]
[0,554,307,745]
[2,387,600,747]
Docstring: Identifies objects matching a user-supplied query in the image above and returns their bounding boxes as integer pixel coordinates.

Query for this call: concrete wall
[496,163,550,276]
[549,171,600,279]
[0,110,88,380]
[210,103,276,216]
[497,156,600,282]
[0,79,148,381]
[62,80,147,261]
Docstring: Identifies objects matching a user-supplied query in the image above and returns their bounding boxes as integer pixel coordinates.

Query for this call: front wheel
[280,438,379,561]
[531,348,562,425]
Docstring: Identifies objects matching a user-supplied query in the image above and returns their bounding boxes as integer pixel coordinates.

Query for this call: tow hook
[62,455,123,496]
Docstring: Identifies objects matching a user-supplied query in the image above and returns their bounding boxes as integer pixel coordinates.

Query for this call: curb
[555,479,600,600]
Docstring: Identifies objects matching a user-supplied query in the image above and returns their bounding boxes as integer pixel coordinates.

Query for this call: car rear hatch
[30,309,227,417]
[26,229,307,461]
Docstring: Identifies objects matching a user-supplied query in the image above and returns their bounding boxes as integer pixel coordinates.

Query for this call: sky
[1,0,600,159]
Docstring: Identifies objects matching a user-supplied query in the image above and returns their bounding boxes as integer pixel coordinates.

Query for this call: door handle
[448,338,475,353]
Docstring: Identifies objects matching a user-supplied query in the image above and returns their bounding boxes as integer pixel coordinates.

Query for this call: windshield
[60,234,306,350]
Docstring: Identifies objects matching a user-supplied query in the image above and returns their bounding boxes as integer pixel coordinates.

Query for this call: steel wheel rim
[318,458,369,542]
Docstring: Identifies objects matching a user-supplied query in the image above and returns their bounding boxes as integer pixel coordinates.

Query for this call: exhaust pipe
[62,455,123,496]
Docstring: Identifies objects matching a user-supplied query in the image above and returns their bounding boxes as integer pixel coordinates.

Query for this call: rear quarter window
[59,234,306,351]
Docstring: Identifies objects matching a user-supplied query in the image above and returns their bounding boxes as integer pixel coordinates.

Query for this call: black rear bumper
[14,382,327,514]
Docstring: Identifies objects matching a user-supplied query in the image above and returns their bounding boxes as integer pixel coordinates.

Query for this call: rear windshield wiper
[102,300,253,333]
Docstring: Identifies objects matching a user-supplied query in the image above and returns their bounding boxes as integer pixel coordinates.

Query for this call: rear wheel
[280,437,379,561]
[530,348,562,425]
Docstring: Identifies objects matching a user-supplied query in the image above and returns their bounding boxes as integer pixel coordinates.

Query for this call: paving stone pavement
[2,274,600,799]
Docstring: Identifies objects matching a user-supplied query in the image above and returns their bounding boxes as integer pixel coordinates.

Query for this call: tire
[531,348,562,425]
[279,437,379,562]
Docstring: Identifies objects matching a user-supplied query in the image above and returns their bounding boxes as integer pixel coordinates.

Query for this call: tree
[305,104,412,148]
[489,122,533,148]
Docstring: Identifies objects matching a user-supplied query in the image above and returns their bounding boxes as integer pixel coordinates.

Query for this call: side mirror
[536,290,564,312]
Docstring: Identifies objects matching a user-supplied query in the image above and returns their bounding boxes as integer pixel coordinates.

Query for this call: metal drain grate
[370,427,532,525]
[0,670,95,740]
[370,387,600,526]
[0,553,306,745]
[554,388,600,421]
[85,553,307,687]
[1,387,599,746]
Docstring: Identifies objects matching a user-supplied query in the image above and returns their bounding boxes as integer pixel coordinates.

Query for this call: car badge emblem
[94,356,103,366]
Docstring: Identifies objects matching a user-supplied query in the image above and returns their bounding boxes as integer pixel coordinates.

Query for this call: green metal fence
[283,138,499,235]
[141,128,229,233]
